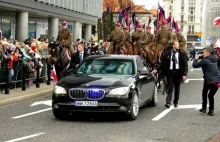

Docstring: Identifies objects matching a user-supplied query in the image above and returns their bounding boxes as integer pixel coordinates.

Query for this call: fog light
[120,106,127,111]
[53,104,58,109]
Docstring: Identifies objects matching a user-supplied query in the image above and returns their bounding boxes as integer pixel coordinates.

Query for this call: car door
[142,60,155,100]
[136,57,154,104]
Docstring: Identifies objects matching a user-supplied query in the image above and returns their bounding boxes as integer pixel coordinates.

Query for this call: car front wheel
[150,84,158,107]
[126,90,139,120]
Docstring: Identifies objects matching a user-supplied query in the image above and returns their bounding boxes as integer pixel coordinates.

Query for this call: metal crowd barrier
[0,57,52,94]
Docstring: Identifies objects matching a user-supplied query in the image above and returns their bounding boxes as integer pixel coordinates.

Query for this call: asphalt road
[1,61,220,142]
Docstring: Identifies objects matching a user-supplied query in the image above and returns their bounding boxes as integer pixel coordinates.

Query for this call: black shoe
[174,104,178,108]
[199,108,206,113]
[208,110,214,116]
[165,104,170,108]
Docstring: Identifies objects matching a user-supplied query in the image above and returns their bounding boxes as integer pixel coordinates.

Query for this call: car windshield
[76,59,134,75]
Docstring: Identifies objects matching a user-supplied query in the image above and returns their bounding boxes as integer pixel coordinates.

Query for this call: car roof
[85,55,140,60]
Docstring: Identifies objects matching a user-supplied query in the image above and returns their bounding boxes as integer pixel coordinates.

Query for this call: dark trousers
[202,83,218,110]
[166,70,181,105]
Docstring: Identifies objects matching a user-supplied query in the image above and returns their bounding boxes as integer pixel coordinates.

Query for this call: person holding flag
[106,23,126,54]
[131,23,148,50]
[131,23,153,63]
[146,26,154,50]
[154,21,173,64]
[124,26,132,54]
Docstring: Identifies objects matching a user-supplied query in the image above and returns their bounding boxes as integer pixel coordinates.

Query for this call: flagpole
[156,0,159,31]
[152,0,161,64]
[169,12,172,28]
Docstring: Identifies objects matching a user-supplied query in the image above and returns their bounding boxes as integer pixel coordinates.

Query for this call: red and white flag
[214,17,220,26]
[51,65,57,83]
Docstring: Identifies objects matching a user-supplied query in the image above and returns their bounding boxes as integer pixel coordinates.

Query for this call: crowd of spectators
[0,37,110,90]
[0,37,49,89]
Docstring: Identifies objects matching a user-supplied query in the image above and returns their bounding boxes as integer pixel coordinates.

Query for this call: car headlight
[109,87,130,96]
[53,86,67,96]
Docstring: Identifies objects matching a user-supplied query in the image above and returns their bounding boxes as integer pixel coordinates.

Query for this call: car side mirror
[138,69,149,76]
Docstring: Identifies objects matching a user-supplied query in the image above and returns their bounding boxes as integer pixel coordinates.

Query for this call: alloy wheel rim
[133,94,139,116]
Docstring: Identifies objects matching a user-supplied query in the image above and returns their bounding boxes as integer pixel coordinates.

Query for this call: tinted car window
[76,59,134,75]
[136,58,146,70]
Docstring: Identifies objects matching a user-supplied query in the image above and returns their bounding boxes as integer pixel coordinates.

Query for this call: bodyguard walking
[152,40,188,108]
[193,47,220,116]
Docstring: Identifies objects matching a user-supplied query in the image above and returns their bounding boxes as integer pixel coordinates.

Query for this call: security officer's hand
[151,70,157,74]
[182,76,187,81]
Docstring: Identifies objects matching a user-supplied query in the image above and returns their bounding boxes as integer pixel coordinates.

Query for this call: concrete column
[15,12,28,41]
[48,17,59,42]
[73,21,82,41]
[84,24,92,42]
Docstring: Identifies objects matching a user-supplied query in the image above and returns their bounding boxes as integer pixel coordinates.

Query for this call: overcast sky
[134,0,165,10]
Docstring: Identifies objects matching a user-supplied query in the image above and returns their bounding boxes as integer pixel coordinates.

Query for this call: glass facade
[1,19,11,39]
[29,21,36,38]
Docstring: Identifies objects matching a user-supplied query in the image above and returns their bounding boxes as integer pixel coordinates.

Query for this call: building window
[28,21,36,38]
[188,25,191,33]
[192,25,194,33]
[181,0,184,4]
[181,15,184,22]
[169,6,172,10]
[1,19,11,39]
[188,16,195,22]
[181,6,184,12]
[181,26,184,32]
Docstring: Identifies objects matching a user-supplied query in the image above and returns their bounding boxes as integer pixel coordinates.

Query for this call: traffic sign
[197,32,202,37]
[207,37,213,42]
[197,38,201,42]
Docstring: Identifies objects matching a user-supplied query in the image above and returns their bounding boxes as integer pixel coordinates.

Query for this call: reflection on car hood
[57,74,134,87]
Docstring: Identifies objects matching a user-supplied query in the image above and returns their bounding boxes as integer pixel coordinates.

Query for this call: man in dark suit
[152,40,188,108]
[70,42,90,70]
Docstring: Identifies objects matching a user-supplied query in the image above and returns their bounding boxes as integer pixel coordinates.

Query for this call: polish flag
[51,65,57,83]
[214,17,220,26]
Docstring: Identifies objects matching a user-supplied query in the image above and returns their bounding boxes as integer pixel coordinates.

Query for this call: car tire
[126,90,139,120]
[53,110,69,120]
[150,84,158,107]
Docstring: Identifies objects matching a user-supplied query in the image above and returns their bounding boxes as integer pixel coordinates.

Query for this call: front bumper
[52,97,131,112]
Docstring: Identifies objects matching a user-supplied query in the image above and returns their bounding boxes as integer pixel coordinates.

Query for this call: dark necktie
[172,50,177,71]
[79,53,83,62]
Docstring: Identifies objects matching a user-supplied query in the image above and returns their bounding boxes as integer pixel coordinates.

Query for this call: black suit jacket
[70,51,90,70]
[157,49,188,78]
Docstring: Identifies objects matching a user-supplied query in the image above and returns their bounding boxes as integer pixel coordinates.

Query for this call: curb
[0,89,53,106]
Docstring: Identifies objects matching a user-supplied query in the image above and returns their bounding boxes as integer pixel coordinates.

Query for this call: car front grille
[68,88,105,100]
[69,89,86,99]
[87,89,105,100]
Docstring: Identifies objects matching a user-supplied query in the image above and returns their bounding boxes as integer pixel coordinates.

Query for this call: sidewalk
[0,83,53,106]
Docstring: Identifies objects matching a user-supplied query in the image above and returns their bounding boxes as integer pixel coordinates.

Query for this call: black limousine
[52,55,157,120]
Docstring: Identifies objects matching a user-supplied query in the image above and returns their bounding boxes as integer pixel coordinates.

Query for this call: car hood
[57,74,135,88]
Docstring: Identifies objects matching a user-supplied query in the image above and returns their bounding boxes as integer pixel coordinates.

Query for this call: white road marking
[184,78,204,83]
[190,69,202,71]
[12,108,52,119]
[195,104,209,110]
[152,106,174,121]
[5,132,44,142]
[152,104,202,121]
[31,100,52,107]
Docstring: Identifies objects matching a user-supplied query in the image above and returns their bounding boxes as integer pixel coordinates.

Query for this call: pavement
[0,82,53,106]
[1,61,220,142]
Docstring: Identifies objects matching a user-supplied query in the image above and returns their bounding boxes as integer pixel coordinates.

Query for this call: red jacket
[8,56,18,69]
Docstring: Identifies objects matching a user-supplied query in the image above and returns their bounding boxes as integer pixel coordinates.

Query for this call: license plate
[74,101,98,107]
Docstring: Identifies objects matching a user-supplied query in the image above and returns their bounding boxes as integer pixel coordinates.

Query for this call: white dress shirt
[170,51,180,70]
